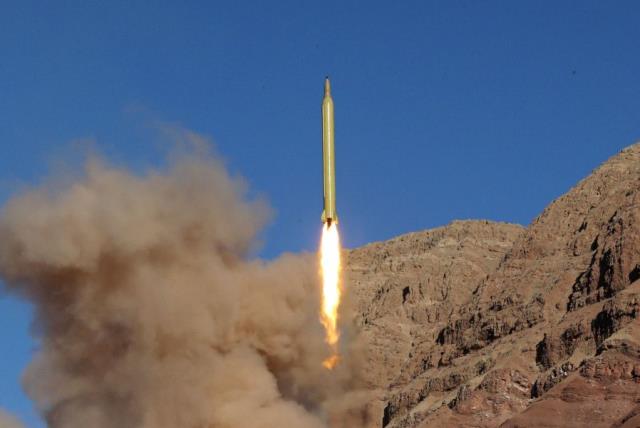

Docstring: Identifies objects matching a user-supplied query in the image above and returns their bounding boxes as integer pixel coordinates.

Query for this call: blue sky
[1,1,640,426]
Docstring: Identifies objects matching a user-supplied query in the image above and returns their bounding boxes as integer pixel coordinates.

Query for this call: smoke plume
[0,136,370,427]
[0,410,25,428]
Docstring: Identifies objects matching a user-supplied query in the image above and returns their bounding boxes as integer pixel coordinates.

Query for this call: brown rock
[347,143,640,427]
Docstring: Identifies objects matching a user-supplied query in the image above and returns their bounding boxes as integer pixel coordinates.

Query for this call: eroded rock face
[346,220,524,425]
[347,143,640,427]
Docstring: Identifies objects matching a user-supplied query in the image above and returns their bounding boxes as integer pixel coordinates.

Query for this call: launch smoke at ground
[0,409,25,428]
[0,137,370,428]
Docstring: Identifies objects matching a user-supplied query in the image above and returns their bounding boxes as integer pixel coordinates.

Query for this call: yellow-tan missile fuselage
[322,78,338,225]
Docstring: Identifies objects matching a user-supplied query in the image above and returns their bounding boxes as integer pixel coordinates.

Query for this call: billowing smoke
[0,409,25,428]
[0,135,370,427]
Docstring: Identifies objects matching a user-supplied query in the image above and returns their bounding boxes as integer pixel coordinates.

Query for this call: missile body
[322,77,338,225]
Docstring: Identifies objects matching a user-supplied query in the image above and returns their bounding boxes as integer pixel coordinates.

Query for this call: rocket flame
[320,223,341,369]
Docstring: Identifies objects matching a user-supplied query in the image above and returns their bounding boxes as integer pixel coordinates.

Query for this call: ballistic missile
[321,77,338,225]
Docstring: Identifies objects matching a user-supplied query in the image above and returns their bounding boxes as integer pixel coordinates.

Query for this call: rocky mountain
[347,143,640,427]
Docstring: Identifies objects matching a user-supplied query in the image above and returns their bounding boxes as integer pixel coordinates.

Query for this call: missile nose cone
[324,77,331,96]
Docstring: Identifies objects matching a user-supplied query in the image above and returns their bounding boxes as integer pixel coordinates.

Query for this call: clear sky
[1,1,640,426]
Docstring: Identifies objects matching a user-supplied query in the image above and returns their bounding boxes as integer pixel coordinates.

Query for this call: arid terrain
[348,143,640,427]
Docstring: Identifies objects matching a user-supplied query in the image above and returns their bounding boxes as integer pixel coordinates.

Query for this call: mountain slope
[348,143,640,427]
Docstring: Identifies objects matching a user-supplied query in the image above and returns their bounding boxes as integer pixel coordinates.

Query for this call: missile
[321,77,338,226]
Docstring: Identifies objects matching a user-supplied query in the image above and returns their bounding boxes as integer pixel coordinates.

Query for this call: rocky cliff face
[347,143,640,427]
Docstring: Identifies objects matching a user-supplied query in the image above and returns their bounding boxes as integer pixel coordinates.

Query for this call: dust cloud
[0,410,25,428]
[0,134,370,427]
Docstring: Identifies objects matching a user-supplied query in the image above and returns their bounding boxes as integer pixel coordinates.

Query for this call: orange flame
[320,223,341,369]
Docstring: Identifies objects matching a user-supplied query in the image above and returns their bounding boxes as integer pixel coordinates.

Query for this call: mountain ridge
[349,143,640,427]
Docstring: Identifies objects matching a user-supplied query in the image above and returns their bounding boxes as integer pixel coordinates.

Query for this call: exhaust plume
[320,223,341,369]
[0,135,370,427]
